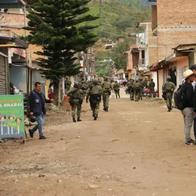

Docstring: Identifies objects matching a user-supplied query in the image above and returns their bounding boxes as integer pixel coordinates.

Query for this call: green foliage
[96,64,111,77]
[26,0,98,80]
[89,0,151,39]
[92,0,150,72]
[110,40,130,70]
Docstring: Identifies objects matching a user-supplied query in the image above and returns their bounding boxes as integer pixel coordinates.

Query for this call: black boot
[77,117,82,122]
[73,117,76,122]
[29,129,34,138]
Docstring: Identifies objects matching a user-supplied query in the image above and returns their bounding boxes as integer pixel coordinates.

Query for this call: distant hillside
[89,0,151,40]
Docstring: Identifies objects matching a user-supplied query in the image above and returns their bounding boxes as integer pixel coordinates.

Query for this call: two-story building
[0,0,27,94]
[148,0,196,97]
[0,0,46,94]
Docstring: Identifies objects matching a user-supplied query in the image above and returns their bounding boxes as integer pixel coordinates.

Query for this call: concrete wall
[1,11,43,62]
[156,0,196,61]
[10,66,27,93]
[157,0,196,26]
[158,69,164,97]
[0,55,8,95]
[175,56,189,87]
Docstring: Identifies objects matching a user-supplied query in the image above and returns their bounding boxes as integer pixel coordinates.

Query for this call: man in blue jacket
[29,82,46,139]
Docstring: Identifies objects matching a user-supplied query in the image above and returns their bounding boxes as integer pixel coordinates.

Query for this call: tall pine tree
[26,0,98,96]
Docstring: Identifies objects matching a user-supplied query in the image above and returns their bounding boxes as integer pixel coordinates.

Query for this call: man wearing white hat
[181,69,195,145]
[190,64,196,140]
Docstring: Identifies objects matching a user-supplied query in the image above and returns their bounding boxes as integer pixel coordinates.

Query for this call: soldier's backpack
[174,84,185,110]
[164,82,175,92]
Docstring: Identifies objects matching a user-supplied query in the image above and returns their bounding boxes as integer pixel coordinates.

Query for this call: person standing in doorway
[29,82,47,139]
[149,79,155,98]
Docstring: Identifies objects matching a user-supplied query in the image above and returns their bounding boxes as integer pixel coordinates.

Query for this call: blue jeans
[31,114,45,137]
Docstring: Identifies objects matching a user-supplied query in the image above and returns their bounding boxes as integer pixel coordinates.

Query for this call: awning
[0,51,7,58]
[150,54,188,71]
[174,43,196,53]
[0,36,28,49]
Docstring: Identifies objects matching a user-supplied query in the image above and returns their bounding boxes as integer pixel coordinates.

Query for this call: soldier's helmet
[93,79,99,85]
[104,77,108,81]
[73,83,79,88]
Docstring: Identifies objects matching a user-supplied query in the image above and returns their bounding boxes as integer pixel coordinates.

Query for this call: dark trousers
[194,117,196,139]
[114,90,120,99]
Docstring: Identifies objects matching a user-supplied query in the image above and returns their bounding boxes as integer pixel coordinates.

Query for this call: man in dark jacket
[190,64,196,141]
[29,82,46,139]
[181,70,195,145]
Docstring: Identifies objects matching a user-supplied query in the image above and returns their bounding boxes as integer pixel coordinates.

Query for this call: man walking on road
[113,81,120,99]
[162,76,176,112]
[86,80,102,120]
[127,79,134,100]
[67,83,84,122]
[102,78,112,111]
[190,64,196,141]
[29,82,47,139]
[181,70,195,145]
[133,80,141,102]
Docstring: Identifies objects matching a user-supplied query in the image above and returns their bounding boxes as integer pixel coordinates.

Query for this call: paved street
[1,90,196,196]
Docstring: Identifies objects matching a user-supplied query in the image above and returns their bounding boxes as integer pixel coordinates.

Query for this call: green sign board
[0,95,25,139]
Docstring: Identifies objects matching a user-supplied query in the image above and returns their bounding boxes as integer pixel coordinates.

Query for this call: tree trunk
[53,79,59,106]
[58,80,61,107]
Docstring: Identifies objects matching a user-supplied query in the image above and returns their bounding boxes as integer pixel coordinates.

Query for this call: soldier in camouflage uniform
[65,77,72,93]
[127,79,134,100]
[67,83,84,122]
[162,76,176,112]
[139,78,144,100]
[113,81,120,99]
[86,80,102,120]
[81,79,89,98]
[102,78,112,112]
[133,80,141,102]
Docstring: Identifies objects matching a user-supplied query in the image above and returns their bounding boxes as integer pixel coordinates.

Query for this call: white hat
[183,69,194,79]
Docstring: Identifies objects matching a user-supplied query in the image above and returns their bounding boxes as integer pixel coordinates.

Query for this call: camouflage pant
[90,101,100,118]
[129,90,134,100]
[114,90,120,99]
[103,93,110,110]
[71,104,82,119]
[165,92,173,110]
[134,89,140,101]
[139,88,143,100]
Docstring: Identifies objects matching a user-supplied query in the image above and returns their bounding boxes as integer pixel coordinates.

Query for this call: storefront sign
[0,95,25,139]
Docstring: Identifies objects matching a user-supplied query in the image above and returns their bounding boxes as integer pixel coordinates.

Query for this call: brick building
[0,3,45,94]
[148,0,196,97]
[0,0,27,94]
